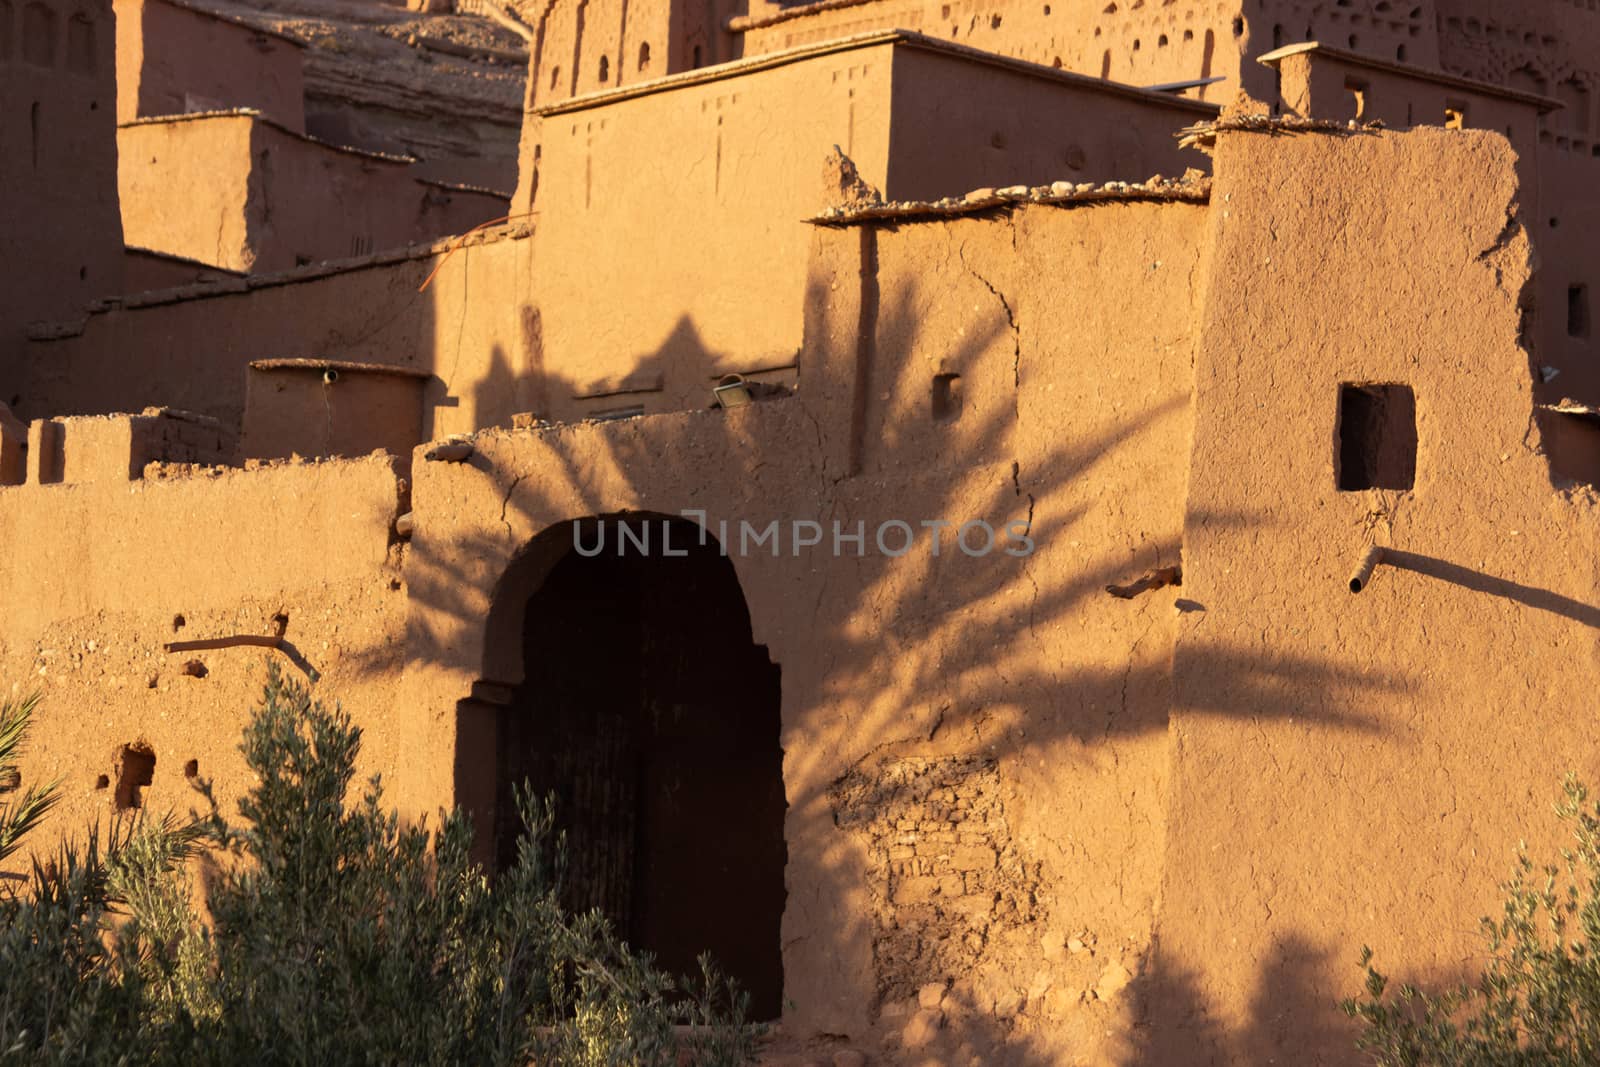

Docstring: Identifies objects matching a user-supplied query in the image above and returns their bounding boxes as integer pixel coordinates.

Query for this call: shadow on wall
[1127,936,1378,1067]
[356,231,1402,1060]
[1380,549,1600,628]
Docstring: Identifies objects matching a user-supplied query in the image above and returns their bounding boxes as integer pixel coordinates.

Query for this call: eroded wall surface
[1149,124,1600,1065]
[395,195,1205,1061]
[0,455,411,860]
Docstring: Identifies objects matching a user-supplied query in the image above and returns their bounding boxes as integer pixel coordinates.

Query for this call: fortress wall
[18,229,535,437]
[0,0,124,377]
[885,45,1212,196]
[117,115,256,272]
[240,120,510,272]
[114,0,305,130]
[1148,125,1600,1064]
[1534,149,1600,410]
[736,0,1243,97]
[736,0,1435,105]
[117,114,509,275]
[395,195,1206,1060]
[521,38,901,393]
[0,454,412,872]
[520,34,1213,427]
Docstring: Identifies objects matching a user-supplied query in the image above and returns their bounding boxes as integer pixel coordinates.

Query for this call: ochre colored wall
[516,34,1212,429]
[241,366,427,466]
[885,44,1211,198]
[519,40,899,394]
[116,113,509,273]
[0,455,411,849]
[114,0,306,131]
[118,115,255,272]
[17,230,535,435]
[1148,125,1600,1065]
[735,0,1439,105]
[242,120,509,271]
[393,195,1205,1060]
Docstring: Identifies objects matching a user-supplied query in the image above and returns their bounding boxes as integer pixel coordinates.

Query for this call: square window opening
[1337,383,1416,491]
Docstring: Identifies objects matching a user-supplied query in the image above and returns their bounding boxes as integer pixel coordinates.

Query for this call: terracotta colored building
[4,1,1600,1064]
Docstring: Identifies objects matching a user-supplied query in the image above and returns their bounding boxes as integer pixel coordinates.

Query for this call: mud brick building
[4,1,1600,1063]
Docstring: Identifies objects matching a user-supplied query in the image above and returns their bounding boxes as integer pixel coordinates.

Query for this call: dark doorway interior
[496,515,787,1019]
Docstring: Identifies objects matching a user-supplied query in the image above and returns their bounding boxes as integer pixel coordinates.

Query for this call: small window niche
[1337,383,1417,491]
[1344,76,1369,121]
[1569,283,1590,339]
[932,373,963,422]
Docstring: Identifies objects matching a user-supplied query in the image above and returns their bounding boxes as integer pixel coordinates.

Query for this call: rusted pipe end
[1349,544,1386,594]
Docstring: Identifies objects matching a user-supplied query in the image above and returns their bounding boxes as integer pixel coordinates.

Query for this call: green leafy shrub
[1345,776,1600,1066]
[0,692,58,865]
[0,666,760,1067]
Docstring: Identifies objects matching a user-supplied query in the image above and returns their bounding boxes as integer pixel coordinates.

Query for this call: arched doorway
[488,513,787,1018]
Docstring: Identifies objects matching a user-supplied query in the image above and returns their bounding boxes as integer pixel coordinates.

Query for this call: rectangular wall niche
[1337,383,1417,491]
[1570,284,1590,339]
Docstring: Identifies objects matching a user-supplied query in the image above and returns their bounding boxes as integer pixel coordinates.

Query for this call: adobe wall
[1148,125,1600,1064]
[884,43,1210,198]
[242,121,509,271]
[20,220,729,444]
[519,0,736,109]
[117,113,509,274]
[1256,39,1600,484]
[396,193,1207,1061]
[1436,0,1600,141]
[517,33,1212,419]
[733,0,1439,105]
[113,0,306,131]
[241,361,429,469]
[118,114,255,273]
[17,229,535,434]
[0,453,411,865]
[0,0,124,379]
[123,247,243,291]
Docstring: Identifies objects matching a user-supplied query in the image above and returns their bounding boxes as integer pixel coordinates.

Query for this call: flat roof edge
[26,224,535,339]
[119,110,419,164]
[1258,42,1564,112]
[535,30,1220,117]
[249,358,432,379]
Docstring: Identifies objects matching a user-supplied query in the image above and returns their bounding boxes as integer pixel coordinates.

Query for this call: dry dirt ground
[188,0,528,189]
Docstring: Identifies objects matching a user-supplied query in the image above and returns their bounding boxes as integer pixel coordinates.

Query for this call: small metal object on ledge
[713,374,753,408]
[1349,545,1386,594]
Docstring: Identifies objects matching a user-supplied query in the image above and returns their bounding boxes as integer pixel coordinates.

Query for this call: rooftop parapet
[242,359,432,473]
[7,409,234,488]
[1258,42,1561,150]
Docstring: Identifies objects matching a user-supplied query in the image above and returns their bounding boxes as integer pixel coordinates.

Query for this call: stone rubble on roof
[808,170,1212,225]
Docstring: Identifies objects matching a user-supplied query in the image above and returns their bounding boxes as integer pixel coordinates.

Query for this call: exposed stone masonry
[832,756,1042,1008]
